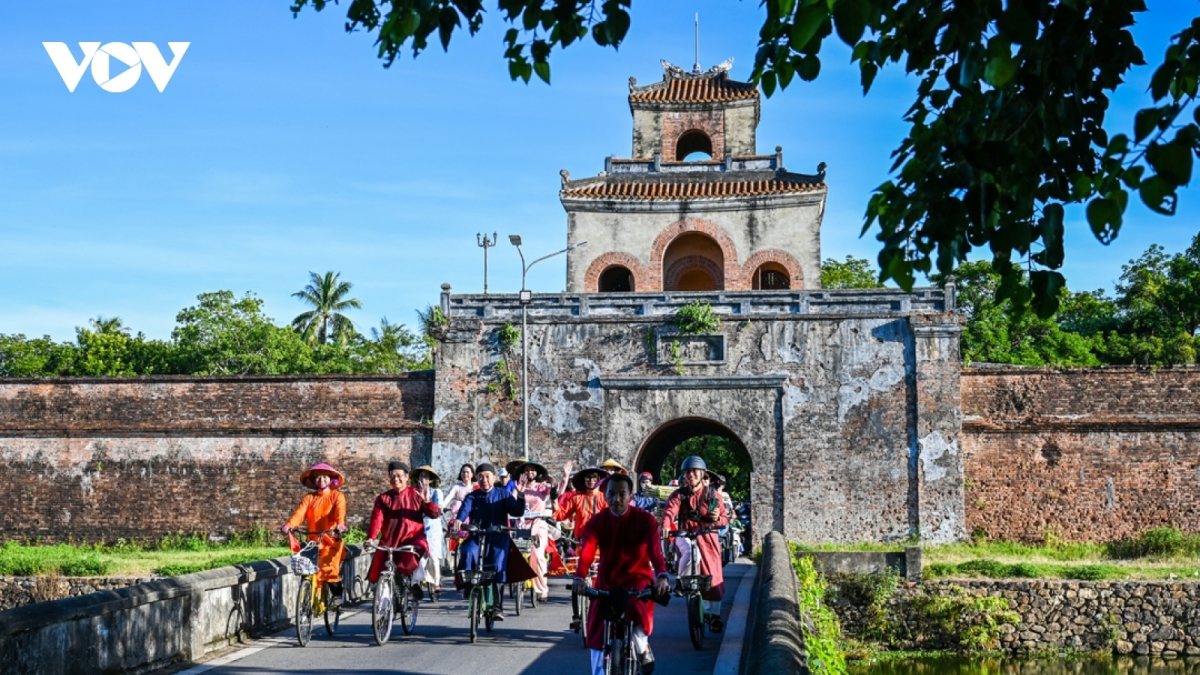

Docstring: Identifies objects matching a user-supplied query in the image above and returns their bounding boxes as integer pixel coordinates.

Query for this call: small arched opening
[634,417,753,540]
[752,262,791,290]
[676,130,714,161]
[598,265,634,292]
[663,232,724,291]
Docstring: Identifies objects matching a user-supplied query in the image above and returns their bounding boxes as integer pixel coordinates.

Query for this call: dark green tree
[174,291,315,375]
[291,0,1200,317]
[939,262,1100,366]
[821,255,885,289]
[660,435,752,501]
[291,271,362,346]
[0,335,76,377]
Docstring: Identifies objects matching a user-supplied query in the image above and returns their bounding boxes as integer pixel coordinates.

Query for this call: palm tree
[89,316,127,335]
[291,271,362,345]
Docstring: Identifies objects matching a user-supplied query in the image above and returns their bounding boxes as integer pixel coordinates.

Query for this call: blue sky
[1,1,1196,342]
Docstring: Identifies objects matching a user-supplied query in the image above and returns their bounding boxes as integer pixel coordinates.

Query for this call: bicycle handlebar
[290,527,343,539]
[583,587,654,600]
[461,524,530,535]
[667,527,716,538]
[364,543,419,553]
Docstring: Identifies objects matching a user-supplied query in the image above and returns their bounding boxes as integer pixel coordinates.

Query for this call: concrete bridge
[0,545,762,675]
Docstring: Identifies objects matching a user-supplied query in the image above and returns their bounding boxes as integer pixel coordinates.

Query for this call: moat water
[851,655,1200,675]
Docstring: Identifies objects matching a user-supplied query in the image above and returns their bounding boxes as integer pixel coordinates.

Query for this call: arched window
[752,262,790,290]
[675,130,713,161]
[663,232,724,291]
[598,266,634,292]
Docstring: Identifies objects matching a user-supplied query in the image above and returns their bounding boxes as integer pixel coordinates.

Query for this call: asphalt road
[169,564,749,675]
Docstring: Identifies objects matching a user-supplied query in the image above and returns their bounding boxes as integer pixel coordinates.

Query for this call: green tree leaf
[831,0,868,47]
[1086,198,1123,244]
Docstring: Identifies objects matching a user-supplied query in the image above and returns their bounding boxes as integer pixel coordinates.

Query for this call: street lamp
[509,235,588,459]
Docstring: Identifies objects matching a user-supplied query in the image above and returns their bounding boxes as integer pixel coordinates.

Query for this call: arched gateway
[633,417,748,481]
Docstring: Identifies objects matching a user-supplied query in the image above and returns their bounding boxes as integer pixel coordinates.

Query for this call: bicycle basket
[676,575,712,593]
[455,569,495,586]
[290,543,319,576]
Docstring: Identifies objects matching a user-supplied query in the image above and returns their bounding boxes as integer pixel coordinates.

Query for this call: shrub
[1063,564,1115,581]
[59,556,114,576]
[906,586,1019,651]
[1007,562,1042,578]
[955,559,1008,577]
[674,301,721,335]
[924,562,958,578]
[792,554,848,675]
[497,322,520,350]
[1107,526,1195,559]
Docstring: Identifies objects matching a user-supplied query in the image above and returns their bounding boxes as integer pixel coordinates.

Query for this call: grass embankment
[1,528,366,577]
[792,526,1200,581]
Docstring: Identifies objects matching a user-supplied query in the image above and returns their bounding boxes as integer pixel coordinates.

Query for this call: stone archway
[633,415,754,542]
[598,378,784,546]
[633,416,747,480]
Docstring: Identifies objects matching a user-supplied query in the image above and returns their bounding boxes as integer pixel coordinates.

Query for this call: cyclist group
[282,453,736,675]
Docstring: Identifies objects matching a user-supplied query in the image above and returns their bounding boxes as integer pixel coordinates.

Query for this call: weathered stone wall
[0,374,434,542]
[962,367,1200,542]
[434,289,963,544]
[834,579,1200,657]
[0,576,151,612]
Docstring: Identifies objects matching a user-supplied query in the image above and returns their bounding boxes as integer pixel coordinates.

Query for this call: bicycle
[288,527,343,647]
[562,536,600,647]
[575,585,658,675]
[457,524,525,642]
[509,514,553,612]
[669,527,715,651]
[364,542,421,644]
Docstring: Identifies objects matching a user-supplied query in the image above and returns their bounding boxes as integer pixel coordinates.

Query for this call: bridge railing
[0,546,372,674]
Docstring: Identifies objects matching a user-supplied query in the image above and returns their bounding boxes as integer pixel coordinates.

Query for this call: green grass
[155,550,291,577]
[793,527,1200,581]
[0,528,317,577]
[0,542,116,576]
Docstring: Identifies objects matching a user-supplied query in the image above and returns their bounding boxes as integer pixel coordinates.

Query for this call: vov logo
[43,42,190,93]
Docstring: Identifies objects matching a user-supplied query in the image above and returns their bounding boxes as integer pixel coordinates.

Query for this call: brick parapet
[0,374,434,434]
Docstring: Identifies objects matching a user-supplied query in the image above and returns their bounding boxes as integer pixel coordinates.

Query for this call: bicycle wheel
[606,636,624,675]
[295,577,314,647]
[571,590,582,633]
[399,580,419,635]
[579,593,591,646]
[469,588,480,643]
[484,586,495,632]
[512,582,522,616]
[323,583,340,636]
[372,577,394,645]
[529,581,538,609]
[624,630,639,675]
[686,593,704,650]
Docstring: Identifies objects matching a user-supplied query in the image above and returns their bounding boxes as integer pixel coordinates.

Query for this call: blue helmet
[679,456,707,472]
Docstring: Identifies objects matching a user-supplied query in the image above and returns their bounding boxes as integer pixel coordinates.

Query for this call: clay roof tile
[561,177,823,201]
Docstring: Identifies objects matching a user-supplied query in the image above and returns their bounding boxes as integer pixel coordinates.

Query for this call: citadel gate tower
[432,61,966,545]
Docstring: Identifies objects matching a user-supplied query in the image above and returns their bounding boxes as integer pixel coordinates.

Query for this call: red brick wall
[0,375,435,542]
[962,367,1200,542]
[660,110,727,160]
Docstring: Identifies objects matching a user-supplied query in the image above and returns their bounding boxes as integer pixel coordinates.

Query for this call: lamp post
[509,235,588,459]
